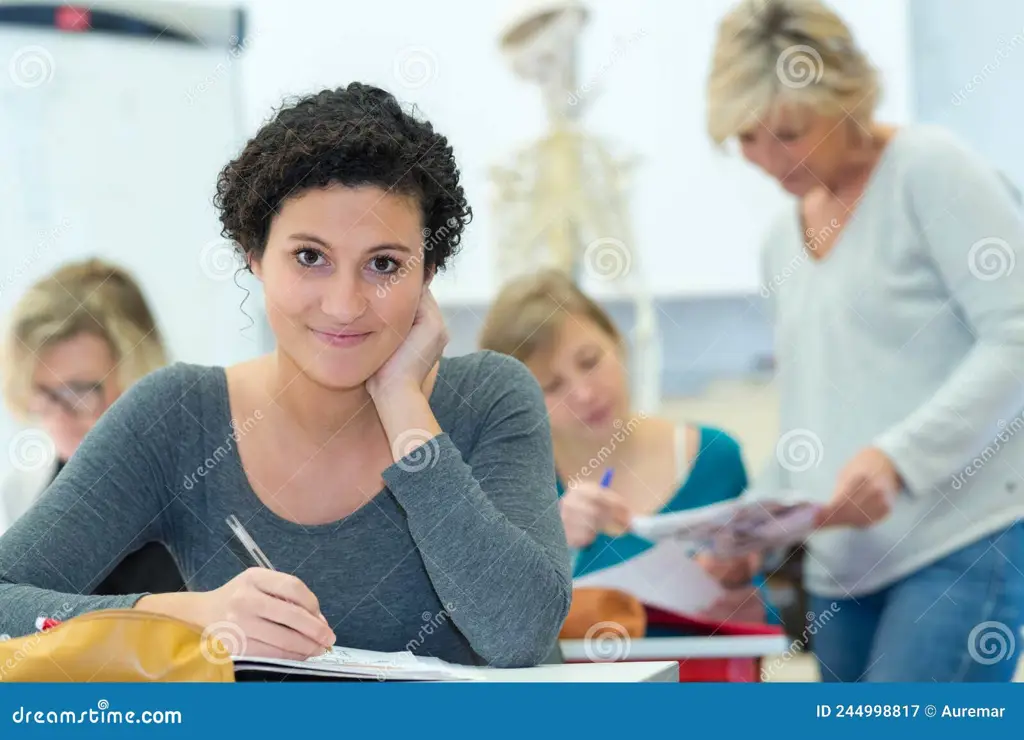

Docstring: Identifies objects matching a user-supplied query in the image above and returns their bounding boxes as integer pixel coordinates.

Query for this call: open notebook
[232,646,485,681]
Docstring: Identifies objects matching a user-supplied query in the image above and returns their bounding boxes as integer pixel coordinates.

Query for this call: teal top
[558,425,778,630]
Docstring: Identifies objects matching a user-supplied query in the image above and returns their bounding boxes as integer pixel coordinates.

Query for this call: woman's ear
[248,252,262,281]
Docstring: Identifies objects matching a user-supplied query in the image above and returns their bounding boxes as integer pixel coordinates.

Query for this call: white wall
[224,0,910,303]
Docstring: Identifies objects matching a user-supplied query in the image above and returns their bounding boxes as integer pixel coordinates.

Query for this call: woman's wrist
[135,591,209,626]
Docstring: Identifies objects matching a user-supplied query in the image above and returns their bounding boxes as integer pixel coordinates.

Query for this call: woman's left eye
[369,256,400,274]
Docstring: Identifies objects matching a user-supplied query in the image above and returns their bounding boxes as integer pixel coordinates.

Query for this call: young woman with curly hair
[0,83,572,668]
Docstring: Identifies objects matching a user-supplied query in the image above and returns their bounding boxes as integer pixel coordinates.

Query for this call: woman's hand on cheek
[366,287,449,400]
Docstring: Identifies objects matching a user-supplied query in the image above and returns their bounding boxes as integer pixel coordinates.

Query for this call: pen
[600,469,615,488]
[226,514,276,570]
[35,617,62,632]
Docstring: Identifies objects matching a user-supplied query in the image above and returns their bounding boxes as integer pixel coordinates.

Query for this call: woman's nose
[320,272,369,323]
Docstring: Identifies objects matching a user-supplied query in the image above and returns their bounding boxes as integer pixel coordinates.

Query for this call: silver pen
[226,514,276,570]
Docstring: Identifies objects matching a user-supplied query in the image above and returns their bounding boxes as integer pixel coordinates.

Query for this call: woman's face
[29,333,122,461]
[252,184,427,390]
[738,105,852,196]
[526,314,630,441]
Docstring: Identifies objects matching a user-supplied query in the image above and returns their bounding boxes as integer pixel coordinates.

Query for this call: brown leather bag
[0,609,235,682]
[558,588,647,639]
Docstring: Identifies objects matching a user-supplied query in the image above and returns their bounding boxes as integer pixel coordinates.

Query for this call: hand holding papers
[630,492,823,557]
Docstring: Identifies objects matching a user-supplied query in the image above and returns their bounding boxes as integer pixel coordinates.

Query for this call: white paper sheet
[573,539,725,615]
[630,492,823,557]
[231,646,483,681]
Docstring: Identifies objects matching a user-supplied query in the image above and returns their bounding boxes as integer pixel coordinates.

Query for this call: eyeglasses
[29,381,107,418]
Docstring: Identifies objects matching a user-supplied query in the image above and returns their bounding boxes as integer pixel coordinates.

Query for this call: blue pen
[600,469,615,488]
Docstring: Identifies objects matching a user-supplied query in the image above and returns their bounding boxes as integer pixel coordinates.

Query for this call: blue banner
[0,683,1020,739]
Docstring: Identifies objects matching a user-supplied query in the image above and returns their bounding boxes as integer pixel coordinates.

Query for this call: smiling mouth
[310,328,372,347]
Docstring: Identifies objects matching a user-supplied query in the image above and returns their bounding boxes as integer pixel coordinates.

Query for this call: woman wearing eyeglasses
[0,258,185,595]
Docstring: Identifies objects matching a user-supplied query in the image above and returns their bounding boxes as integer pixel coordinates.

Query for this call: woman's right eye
[295,248,326,267]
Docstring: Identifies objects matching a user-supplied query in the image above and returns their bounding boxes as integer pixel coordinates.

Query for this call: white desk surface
[560,635,790,661]
[475,661,678,683]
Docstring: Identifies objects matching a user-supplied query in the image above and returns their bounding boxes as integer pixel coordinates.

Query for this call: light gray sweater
[756,125,1024,598]
[0,350,572,667]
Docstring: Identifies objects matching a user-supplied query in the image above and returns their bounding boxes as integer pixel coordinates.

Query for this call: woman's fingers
[249,569,323,616]
[254,591,335,648]
[246,610,332,659]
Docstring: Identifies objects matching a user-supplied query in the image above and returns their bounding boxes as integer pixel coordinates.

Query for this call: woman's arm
[376,352,573,668]
[0,369,180,636]
[873,132,1024,496]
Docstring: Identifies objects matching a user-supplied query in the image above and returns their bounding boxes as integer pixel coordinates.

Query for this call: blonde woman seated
[480,270,775,629]
[1,259,184,595]
[0,84,570,667]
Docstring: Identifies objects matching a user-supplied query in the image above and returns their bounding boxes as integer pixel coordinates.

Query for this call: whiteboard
[0,21,260,481]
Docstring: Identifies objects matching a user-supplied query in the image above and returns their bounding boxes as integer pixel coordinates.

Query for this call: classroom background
[1,0,1022,681]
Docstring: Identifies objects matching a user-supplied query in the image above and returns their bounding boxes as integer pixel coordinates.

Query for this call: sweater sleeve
[0,368,181,636]
[873,132,1024,497]
[380,352,572,668]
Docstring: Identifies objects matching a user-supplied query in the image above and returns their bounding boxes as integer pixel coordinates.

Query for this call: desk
[475,661,678,682]
[560,635,790,661]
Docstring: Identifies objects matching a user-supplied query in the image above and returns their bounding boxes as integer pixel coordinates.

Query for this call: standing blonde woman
[1,258,184,595]
[707,0,1024,681]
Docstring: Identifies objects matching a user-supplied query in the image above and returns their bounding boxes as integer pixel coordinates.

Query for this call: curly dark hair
[214,82,471,273]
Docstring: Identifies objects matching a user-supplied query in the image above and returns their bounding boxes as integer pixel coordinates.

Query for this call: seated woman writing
[0,83,572,668]
[479,270,775,629]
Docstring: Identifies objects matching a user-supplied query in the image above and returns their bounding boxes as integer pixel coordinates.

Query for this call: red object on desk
[644,606,785,682]
[35,617,62,632]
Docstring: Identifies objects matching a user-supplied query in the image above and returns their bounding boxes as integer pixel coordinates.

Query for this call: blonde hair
[479,269,621,363]
[706,0,880,145]
[2,259,168,419]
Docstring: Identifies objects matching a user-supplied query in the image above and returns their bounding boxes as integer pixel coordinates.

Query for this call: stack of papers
[232,646,484,681]
[574,539,725,615]
[631,492,822,557]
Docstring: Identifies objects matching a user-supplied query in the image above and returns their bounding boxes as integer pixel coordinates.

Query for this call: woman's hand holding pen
[559,480,631,549]
[135,569,335,660]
